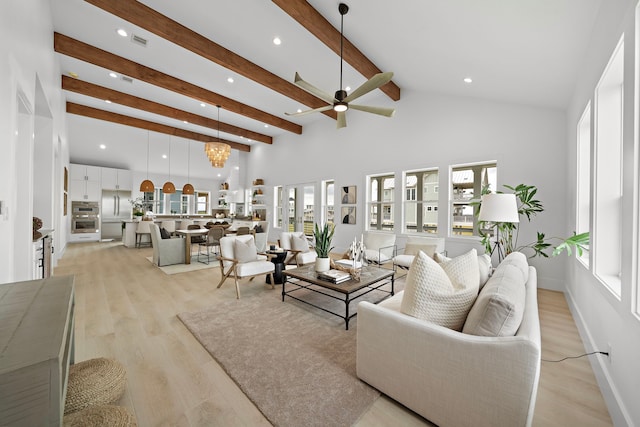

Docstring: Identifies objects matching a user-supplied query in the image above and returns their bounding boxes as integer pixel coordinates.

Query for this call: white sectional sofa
[356,252,541,427]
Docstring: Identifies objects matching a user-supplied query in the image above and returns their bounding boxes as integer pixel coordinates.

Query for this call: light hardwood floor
[54,242,612,426]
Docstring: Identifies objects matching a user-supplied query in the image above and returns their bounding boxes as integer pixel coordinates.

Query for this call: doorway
[284,183,315,235]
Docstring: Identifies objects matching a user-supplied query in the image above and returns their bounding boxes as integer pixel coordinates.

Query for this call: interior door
[284,183,315,235]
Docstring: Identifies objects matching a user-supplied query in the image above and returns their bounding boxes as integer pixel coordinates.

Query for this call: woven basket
[64,358,127,415]
[63,405,137,427]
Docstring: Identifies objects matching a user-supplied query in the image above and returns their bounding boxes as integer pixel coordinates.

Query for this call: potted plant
[475,183,590,259]
[313,222,335,272]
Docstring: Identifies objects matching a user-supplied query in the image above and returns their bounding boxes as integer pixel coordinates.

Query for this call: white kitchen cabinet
[101,167,132,191]
[69,164,101,201]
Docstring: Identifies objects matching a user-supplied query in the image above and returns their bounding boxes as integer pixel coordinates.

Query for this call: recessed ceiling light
[99,144,106,149]
[109,72,118,78]
[297,109,302,113]
[235,166,240,170]
[68,72,78,78]
[116,28,128,37]
[264,124,269,128]
[463,77,473,84]
[105,100,112,104]
[227,77,234,83]
[217,173,221,177]
[162,154,167,159]
[200,102,206,107]
[273,37,282,45]
[183,120,188,124]
[345,86,351,92]
[248,139,252,142]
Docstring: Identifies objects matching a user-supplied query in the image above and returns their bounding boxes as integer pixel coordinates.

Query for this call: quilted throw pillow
[290,234,310,252]
[234,238,258,262]
[435,251,492,288]
[400,249,480,331]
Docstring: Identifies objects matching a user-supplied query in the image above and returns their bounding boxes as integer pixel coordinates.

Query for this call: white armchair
[393,236,445,270]
[279,232,317,266]
[148,223,185,266]
[363,232,396,266]
[217,234,275,299]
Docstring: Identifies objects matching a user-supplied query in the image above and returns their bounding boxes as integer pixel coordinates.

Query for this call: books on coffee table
[317,269,351,284]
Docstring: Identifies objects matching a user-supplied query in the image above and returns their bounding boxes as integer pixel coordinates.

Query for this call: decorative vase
[315,257,330,272]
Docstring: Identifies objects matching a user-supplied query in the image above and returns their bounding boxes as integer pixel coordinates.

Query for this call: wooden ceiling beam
[83,0,337,120]
[62,76,272,145]
[272,0,401,101]
[66,102,251,152]
[54,32,302,135]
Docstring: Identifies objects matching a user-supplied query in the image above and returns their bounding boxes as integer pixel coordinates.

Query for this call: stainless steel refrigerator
[101,190,132,240]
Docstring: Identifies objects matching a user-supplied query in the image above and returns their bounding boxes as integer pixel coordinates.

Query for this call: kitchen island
[121,217,231,248]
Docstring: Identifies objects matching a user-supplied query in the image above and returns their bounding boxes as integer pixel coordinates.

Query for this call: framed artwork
[341,185,356,204]
[341,206,356,225]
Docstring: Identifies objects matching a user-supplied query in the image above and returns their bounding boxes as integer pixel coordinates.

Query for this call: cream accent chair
[217,234,275,299]
[363,232,396,266]
[393,236,446,270]
[279,231,317,266]
[148,223,185,266]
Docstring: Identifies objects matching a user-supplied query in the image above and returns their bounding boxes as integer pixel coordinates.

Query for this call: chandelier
[206,105,231,168]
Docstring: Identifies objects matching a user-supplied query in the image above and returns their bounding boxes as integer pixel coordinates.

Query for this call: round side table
[266,250,288,284]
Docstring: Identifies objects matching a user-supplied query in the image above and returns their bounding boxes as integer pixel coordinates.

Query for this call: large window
[196,192,209,214]
[451,162,496,236]
[594,37,624,297]
[577,103,592,266]
[368,174,395,231]
[322,180,335,225]
[403,168,439,234]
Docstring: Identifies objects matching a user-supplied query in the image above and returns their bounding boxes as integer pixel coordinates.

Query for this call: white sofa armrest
[356,267,540,427]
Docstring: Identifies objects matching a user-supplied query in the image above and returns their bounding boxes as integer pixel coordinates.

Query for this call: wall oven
[71,201,100,234]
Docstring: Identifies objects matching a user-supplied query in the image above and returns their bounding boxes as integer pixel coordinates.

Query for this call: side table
[266,250,288,284]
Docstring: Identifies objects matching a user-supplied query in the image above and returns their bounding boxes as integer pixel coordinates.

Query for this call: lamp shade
[478,193,519,223]
[162,181,176,194]
[139,179,154,192]
[182,183,195,195]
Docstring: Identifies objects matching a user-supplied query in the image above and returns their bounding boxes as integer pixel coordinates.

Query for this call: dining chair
[235,226,251,235]
[161,220,176,236]
[198,226,225,264]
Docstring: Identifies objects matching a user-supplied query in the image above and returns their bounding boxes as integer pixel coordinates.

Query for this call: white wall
[246,89,568,289]
[0,0,68,283]
[565,1,639,425]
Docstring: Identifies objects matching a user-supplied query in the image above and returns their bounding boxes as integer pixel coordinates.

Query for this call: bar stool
[135,220,152,248]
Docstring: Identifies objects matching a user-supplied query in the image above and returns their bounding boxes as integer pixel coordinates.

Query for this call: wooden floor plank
[55,241,611,426]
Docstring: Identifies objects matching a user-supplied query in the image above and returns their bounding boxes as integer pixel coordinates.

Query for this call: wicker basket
[64,358,127,415]
[63,405,137,427]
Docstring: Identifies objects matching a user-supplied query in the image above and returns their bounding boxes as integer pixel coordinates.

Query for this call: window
[368,174,395,231]
[196,192,209,214]
[577,103,591,266]
[322,180,335,225]
[274,185,283,228]
[403,168,439,234]
[451,162,496,236]
[594,37,624,297]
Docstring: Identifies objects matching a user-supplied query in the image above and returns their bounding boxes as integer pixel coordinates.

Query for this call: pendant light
[204,105,231,168]
[182,140,195,195]
[139,131,154,192]
[162,136,176,194]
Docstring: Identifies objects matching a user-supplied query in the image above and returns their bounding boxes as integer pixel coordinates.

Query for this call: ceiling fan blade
[285,105,333,116]
[293,72,336,104]
[343,72,394,103]
[336,111,347,129]
[349,104,396,117]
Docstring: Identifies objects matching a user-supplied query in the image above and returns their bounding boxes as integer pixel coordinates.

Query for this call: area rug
[145,256,218,275]
[178,277,403,427]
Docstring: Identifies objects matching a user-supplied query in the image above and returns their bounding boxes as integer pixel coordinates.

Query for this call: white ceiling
[52,0,603,180]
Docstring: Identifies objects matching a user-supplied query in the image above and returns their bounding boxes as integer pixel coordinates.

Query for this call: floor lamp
[478,193,519,263]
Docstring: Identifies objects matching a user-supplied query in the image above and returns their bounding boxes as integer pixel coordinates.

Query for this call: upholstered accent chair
[393,236,446,270]
[217,234,275,299]
[148,223,185,266]
[279,231,317,267]
[363,232,396,266]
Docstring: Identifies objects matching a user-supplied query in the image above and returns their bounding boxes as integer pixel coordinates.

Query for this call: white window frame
[576,102,592,267]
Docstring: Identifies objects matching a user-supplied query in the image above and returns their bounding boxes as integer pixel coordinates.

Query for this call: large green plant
[476,184,590,258]
[313,222,335,258]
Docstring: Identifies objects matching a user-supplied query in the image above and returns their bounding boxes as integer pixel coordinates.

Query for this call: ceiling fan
[286,3,395,129]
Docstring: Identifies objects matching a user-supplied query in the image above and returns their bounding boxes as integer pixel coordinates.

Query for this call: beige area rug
[145,256,219,275]
[178,275,404,427]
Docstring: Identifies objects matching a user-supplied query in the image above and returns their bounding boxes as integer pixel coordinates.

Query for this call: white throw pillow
[291,234,310,252]
[400,250,479,331]
[435,251,491,288]
[234,238,258,262]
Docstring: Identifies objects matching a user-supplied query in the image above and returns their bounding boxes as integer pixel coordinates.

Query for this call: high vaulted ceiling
[53,0,603,180]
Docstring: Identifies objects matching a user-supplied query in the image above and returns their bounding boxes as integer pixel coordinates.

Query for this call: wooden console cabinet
[0,276,75,426]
